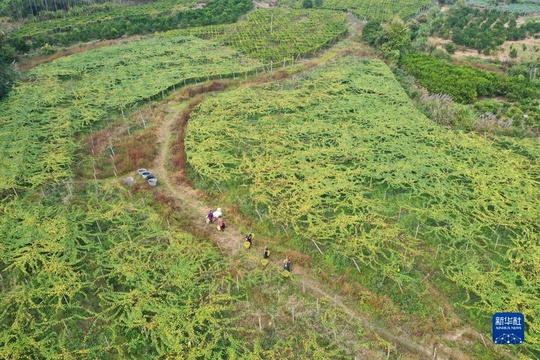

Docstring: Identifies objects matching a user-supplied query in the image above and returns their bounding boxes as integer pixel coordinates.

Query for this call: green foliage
[361,21,384,46]
[0,181,241,357]
[444,42,456,54]
[185,55,540,352]
[380,17,411,57]
[401,53,538,103]
[180,9,347,61]
[230,265,376,358]
[6,0,253,52]
[0,36,262,191]
[302,0,314,8]
[362,17,411,60]
[0,32,16,100]
[39,42,55,55]
[473,98,540,133]
[280,0,432,21]
[510,46,518,58]
[490,1,540,15]
[0,58,14,100]
[0,0,139,19]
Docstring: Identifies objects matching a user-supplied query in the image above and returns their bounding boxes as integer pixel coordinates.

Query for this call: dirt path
[150,97,480,359]
[153,102,241,254]
[252,0,276,8]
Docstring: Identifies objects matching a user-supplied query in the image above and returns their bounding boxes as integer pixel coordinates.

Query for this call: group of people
[207,208,225,231]
[206,208,291,273]
[245,233,291,272]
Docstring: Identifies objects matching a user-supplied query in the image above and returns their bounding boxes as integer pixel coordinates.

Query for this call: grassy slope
[0,36,262,191]
[1,4,538,357]
[177,8,348,61]
[0,12,402,358]
[186,54,539,357]
[0,180,241,358]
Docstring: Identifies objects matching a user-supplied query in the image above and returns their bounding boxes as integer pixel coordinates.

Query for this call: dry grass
[113,130,158,175]
[174,80,229,101]
[250,69,291,84]
[76,103,163,179]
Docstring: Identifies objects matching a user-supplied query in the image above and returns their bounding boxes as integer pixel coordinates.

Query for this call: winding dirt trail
[150,97,481,359]
[153,102,242,254]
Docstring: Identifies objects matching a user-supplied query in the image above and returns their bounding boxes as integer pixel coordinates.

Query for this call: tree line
[0,32,16,100]
[7,0,253,53]
[0,0,156,20]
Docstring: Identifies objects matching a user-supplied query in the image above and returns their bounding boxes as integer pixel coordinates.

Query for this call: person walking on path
[261,246,270,267]
[206,209,214,223]
[283,257,291,272]
[246,233,253,247]
[217,217,225,231]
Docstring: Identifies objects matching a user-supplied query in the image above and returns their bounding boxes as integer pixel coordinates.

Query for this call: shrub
[509,47,518,58]
[401,53,538,104]
[444,42,457,54]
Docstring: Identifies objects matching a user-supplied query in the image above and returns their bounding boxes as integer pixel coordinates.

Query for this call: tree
[0,31,15,100]
[0,62,14,100]
[361,21,383,46]
[380,17,411,59]
[444,42,457,54]
[302,0,313,8]
[509,47,518,59]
